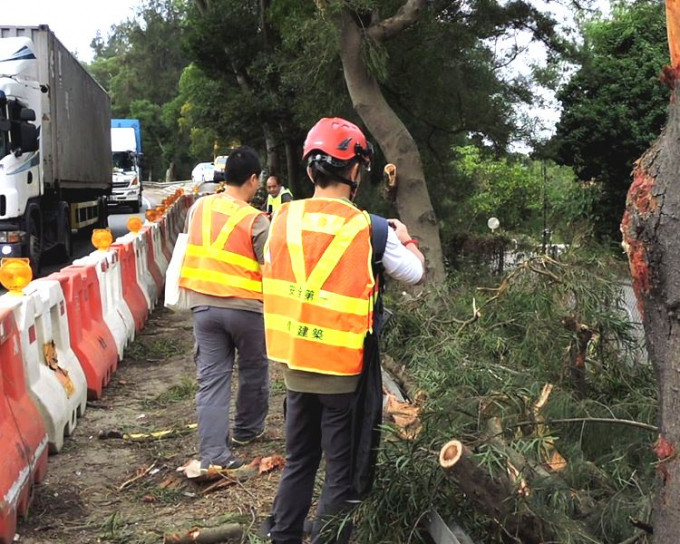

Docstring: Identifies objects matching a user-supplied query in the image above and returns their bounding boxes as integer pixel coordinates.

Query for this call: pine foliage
[354,249,656,543]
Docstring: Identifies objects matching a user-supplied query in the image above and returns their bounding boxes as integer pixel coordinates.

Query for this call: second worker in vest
[179,146,270,471]
[262,174,293,216]
[261,118,425,544]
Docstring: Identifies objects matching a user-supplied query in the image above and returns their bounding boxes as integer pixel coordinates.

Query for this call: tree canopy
[548,0,668,240]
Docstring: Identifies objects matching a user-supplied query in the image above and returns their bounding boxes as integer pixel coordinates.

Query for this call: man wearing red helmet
[261,117,424,543]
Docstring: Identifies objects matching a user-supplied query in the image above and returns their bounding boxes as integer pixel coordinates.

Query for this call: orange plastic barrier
[142,226,165,292]
[0,308,49,544]
[49,266,118,400]
[110,240,148,332]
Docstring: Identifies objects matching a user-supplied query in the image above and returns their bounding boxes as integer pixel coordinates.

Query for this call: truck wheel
[97,197,109,228]
[131,195,141,213]
[28,215,41,278]
[54,212,72,263]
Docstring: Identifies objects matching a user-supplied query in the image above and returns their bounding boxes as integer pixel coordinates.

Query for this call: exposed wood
[667,0,680,68]
[163,523,243,543]
[439,439,554,543]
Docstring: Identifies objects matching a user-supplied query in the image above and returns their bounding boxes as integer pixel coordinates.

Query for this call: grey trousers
[192,305,269,468]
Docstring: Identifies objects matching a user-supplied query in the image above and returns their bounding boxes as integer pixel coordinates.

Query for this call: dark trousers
[270,390,357,544]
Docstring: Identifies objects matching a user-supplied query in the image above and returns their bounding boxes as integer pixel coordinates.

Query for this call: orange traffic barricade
[111,239,148,332]
[0,308,49,544]
[48,266,118,399]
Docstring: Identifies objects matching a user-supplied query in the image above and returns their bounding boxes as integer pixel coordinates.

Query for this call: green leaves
[363,251,655,542]
[550,0,669,239]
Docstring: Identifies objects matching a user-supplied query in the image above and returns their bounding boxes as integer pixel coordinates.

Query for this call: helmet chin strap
[314,163,359,198]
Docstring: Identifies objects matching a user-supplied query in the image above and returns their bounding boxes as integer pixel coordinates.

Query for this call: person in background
[179,146,270,472]
[261,117,424,544]
[262,174,293,215]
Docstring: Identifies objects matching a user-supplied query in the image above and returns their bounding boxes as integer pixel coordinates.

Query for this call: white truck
[0,25,111,275]
[110,118,142,212]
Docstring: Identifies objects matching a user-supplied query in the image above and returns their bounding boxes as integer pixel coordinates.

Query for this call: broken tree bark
[620,1,680,538]
[438,440,554,543]
[561,316,593,399]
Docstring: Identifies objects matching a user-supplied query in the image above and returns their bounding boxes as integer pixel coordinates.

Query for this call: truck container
[110,118,142,212]
[0,25,112,275]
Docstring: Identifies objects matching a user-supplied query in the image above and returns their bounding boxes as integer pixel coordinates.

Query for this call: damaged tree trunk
[620,1,680,538]
[333,1,447,284]
[439,440,554,543]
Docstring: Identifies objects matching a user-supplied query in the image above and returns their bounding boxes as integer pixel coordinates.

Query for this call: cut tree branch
[439,439,554,543]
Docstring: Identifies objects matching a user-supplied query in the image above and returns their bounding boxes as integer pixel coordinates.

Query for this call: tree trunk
[621,3,680,537]
[282,128,303,197]
[335,7,446,284]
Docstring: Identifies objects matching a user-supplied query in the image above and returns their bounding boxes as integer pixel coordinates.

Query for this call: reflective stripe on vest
[179,194,263,300]
[262,198,375,376]
[267,187,293,213]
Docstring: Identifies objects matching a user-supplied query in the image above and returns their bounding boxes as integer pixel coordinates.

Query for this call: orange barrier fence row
[0,191,193,544]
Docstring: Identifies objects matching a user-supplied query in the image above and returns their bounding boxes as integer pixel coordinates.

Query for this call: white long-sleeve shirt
[381,227,424,285]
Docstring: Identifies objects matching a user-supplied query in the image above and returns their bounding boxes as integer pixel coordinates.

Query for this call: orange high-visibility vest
[179,193,264,300]
[262,198,376,376]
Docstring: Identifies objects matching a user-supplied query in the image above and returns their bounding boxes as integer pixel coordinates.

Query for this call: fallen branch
[509,417,657,433]
[439,439,555,543]
[118,462,157,491]
[99,423,197,441]
[163,523,243,543]
[381,354,419,400]
[176,455,285,494]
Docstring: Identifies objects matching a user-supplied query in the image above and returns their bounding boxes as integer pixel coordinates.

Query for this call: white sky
[3,0,608,152]
[3,0,141,63]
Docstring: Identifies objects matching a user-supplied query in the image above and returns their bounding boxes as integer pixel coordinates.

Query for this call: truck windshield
[113,151,135,171]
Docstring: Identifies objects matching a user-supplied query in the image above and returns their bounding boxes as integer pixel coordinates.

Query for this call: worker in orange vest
[179,146,270,472]
[261,118,424,543]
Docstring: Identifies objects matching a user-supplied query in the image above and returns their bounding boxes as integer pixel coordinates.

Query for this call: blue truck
[110,118,143,212]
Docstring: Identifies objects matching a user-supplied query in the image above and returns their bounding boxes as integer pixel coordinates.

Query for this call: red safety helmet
[302,117,373,170]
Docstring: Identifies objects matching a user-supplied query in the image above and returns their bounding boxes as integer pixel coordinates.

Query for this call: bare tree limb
[366,0,427,42]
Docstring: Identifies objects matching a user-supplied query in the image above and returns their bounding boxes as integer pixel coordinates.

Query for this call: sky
[3,0,610,151]
[3,0,141,63]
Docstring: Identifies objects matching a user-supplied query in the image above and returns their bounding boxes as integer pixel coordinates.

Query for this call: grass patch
[125,335,191,361]
[143,377,198,408]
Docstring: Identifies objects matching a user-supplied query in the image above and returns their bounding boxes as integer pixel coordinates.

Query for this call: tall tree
[551,0,668,240]
[89,0,191,180]
[326,0,447,282]
[621,0,680,539]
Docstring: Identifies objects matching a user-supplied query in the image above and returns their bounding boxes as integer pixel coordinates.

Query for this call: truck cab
[109,119,142,213]
[0,26,112,276]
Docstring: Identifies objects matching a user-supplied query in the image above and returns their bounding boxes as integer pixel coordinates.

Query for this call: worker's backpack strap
[369,214,390,335]
[369,214,389,273]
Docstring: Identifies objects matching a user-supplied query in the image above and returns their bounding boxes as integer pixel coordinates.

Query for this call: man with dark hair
[180,145,270,472]
[262,118,424,543]
[262,175,293,215]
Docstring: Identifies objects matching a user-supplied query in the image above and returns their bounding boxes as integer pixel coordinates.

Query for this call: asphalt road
[25,183,191,284]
